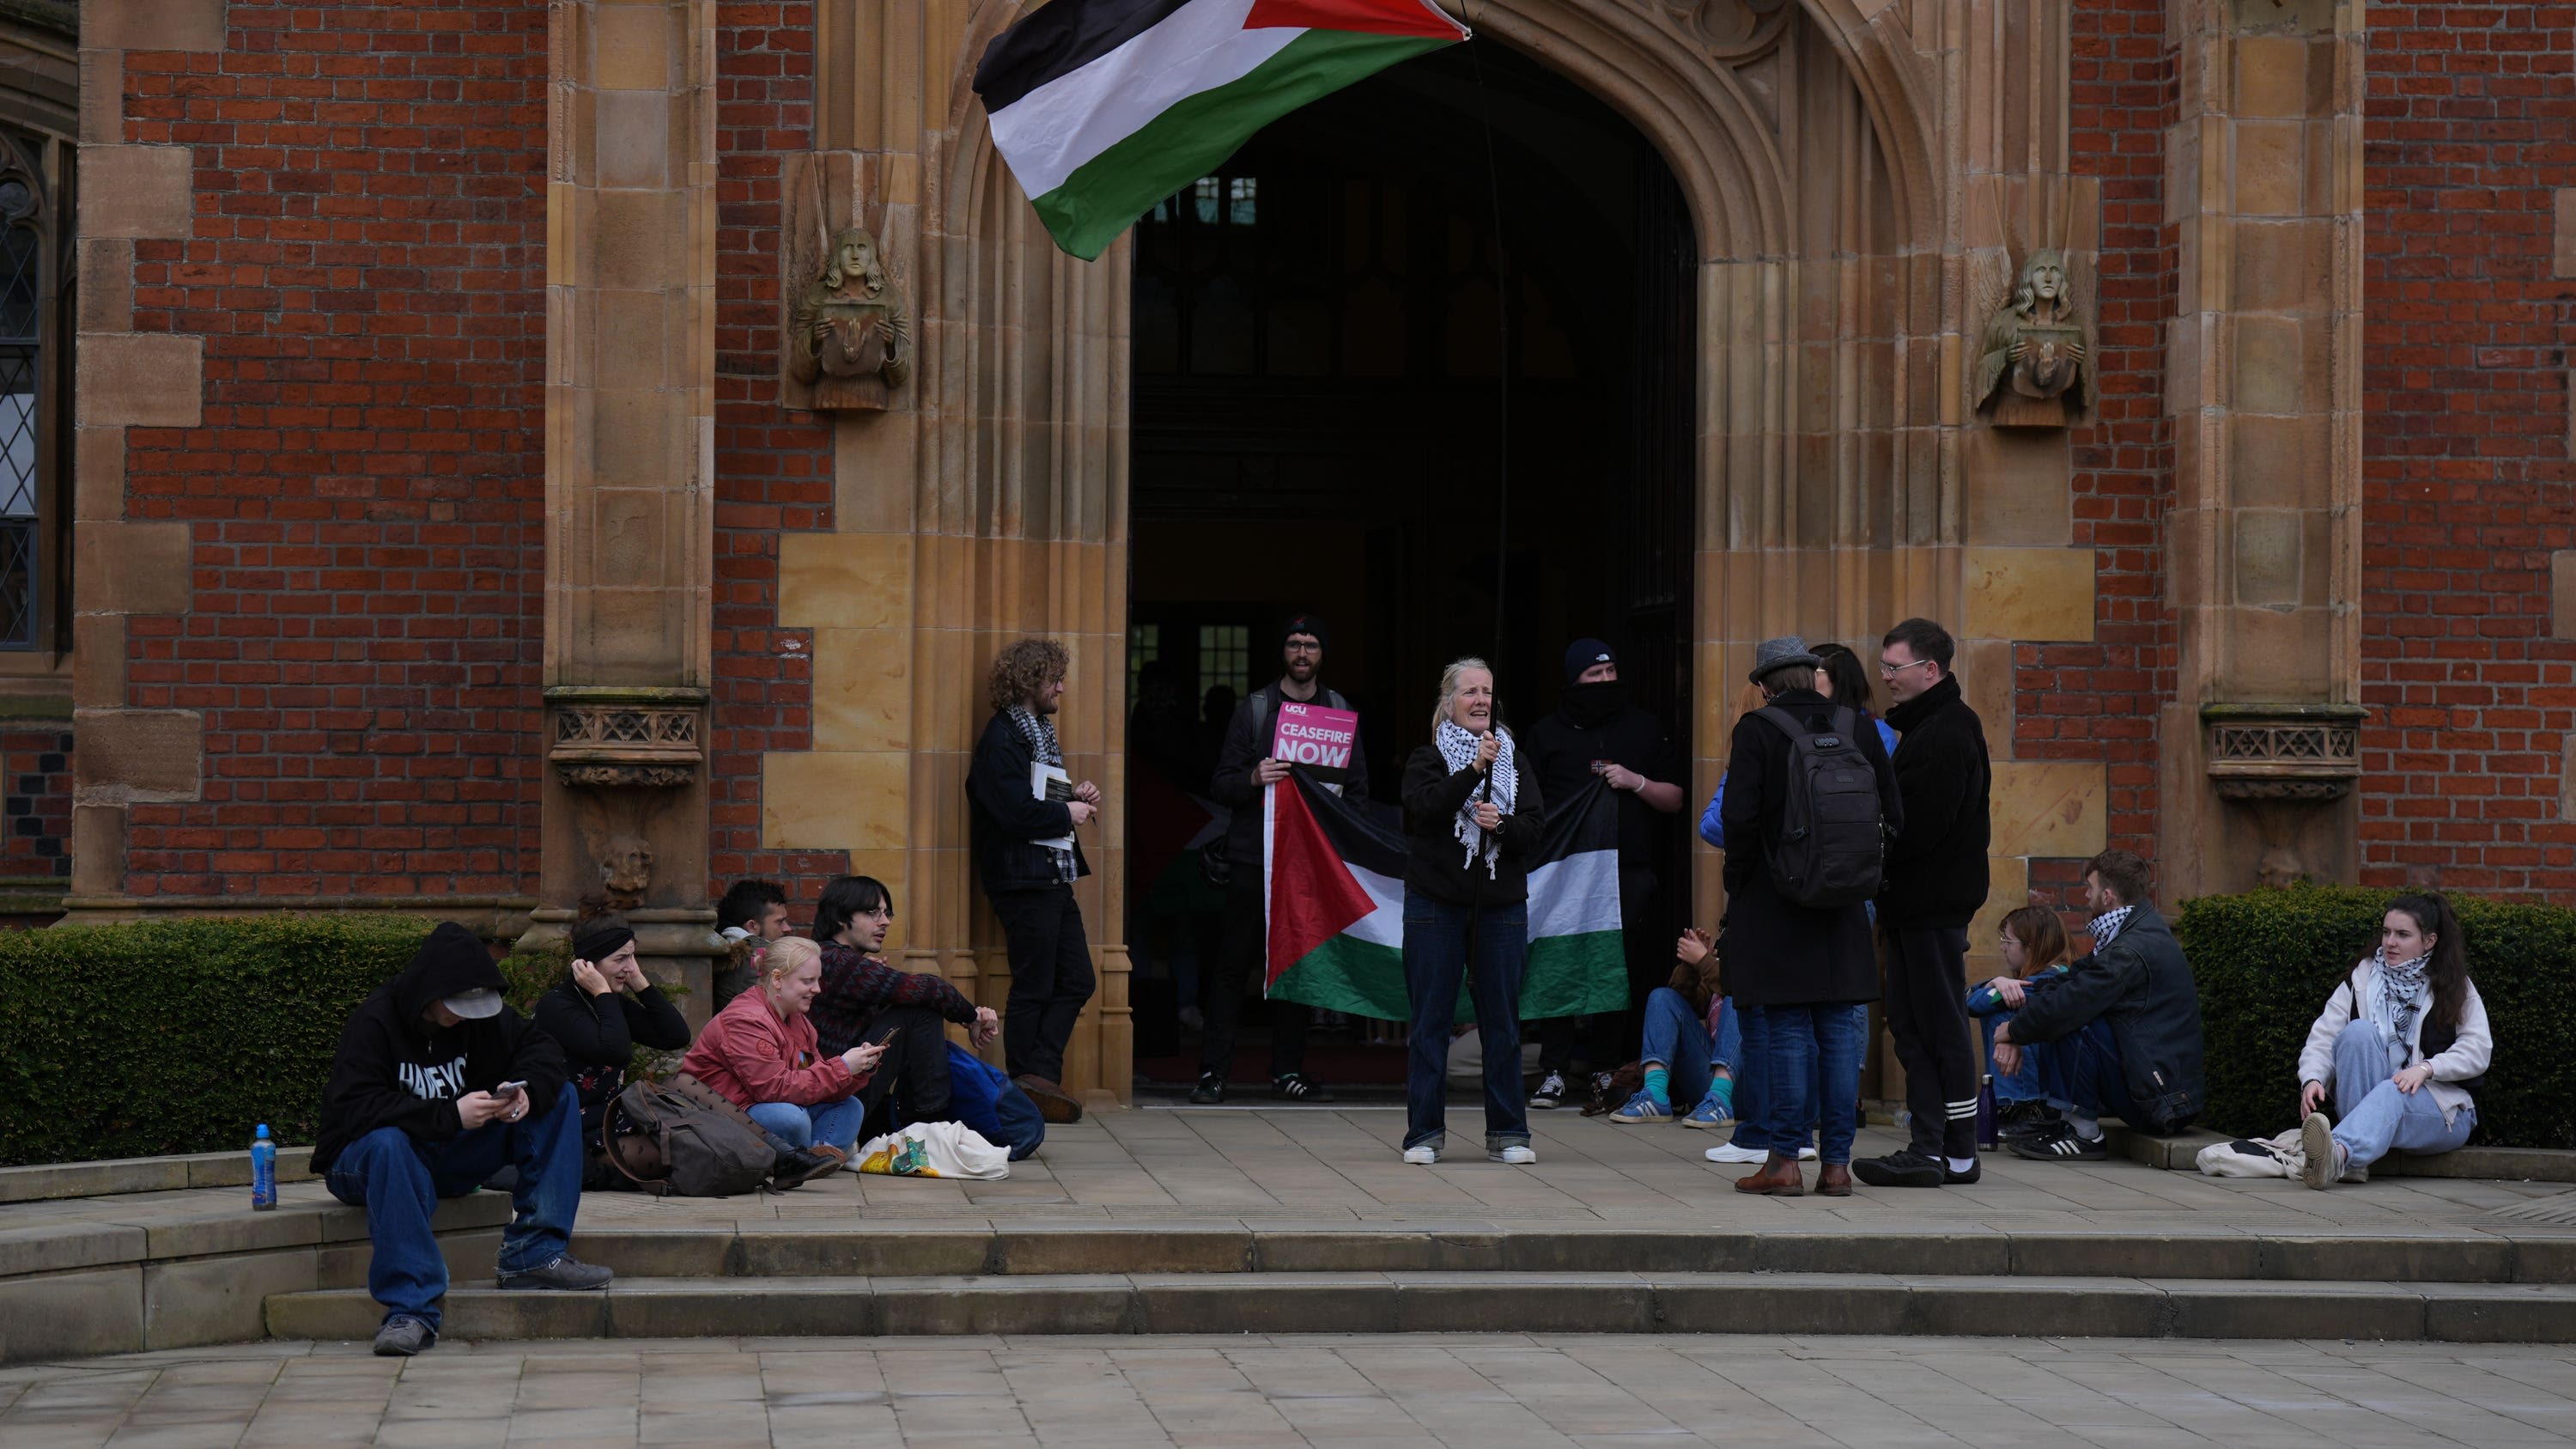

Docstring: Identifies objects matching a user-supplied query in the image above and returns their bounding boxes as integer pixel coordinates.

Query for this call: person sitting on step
[1966,904,2072,1142]
[1606,927,1736,1126]
[808,873,1001,1141]
[680,936,885,1164]
[312,922,614,1360]
[2294,891,2490,1190]
[714,877,793,1008]
[531,909,690,1189]
[1991,849,2207,1162]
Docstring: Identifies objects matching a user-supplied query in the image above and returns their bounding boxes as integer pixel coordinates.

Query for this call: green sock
[1708,1077,1735,1117]
[1643,1067,1670,1107]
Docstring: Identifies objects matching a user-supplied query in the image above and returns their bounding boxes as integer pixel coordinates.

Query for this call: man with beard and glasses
[1516,638,1686,1111]
[1193,612,1371,1105]
[966,636,1101,1124]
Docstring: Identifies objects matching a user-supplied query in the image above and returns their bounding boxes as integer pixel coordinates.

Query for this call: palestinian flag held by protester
[973,0,1471,261]
[1261,770,1628,1024]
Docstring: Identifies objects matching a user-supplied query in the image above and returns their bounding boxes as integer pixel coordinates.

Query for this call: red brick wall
[112,3,548,898]
[2024,0,2179,892]
[2360,6,2576,897]
[711,3,847,905]
[0,724,71,880]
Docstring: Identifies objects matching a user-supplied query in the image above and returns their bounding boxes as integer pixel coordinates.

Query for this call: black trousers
[1882,924,1980,1160]
[853,1005,953,1141]
[1199,877,1309,1081]
[990,885,1095,1084]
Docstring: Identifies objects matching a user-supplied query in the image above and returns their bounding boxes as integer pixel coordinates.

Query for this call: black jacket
[312,924,568,1173]
[1877,675,1993,928]
[531,974,690,1130]
[1718,689,1901,1008]
[2007,902,2206,1134]
[1400,740,1546,908]
[1211,680,1370,868]
[966,709,1091,894]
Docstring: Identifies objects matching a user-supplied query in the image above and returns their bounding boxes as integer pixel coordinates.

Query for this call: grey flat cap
[1748,636,1823,683]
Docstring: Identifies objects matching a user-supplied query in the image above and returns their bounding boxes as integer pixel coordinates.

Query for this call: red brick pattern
[2360,6,2576,895]
[711,3,847,904]
[111,3,548,898]
[0,727,71,880]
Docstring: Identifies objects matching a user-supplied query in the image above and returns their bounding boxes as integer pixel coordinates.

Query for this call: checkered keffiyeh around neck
[2087,904,2136,952]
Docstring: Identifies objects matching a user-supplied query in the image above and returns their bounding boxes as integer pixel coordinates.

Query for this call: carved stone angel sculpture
[1973,247,2096,422]
[789,227,912,400]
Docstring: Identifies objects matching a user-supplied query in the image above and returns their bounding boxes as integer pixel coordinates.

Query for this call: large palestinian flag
[973,0,1471,261]
[1261,770,1628,1024]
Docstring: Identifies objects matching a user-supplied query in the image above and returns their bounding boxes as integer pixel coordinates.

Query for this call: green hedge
[0,916,433,1167]
[2176,884,2576,1148]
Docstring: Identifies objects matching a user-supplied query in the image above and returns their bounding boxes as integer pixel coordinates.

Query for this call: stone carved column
[2159,0,2366,896]
[532,0,723,1011]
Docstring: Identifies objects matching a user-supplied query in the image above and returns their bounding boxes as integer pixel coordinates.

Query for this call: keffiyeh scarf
[1436,718,1516,878]
[1009,705,1079,886]
[2369,947,2433,1050]
[2087,904,2136,952]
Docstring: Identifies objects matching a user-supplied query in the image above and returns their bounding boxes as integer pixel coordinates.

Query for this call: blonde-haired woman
[679,936,885,1162]
[1399,658,1546,1165]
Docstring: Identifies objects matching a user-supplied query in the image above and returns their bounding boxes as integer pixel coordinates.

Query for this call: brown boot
[1815,1162,1853,1197]
[1734,1153,1806,1196]
[1015,1075,1085,1124]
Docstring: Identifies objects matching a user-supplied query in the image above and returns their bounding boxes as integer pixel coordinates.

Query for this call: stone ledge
[2103,1123,2576,1184]
[0,1146,315,1204]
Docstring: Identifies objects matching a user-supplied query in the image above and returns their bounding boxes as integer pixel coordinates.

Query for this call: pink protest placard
[1272,701,1358,784]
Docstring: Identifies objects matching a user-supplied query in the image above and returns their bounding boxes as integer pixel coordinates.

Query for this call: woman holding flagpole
[1398,658,1547,1165]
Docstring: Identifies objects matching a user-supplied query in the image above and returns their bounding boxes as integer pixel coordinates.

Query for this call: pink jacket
[679,989,866,1109]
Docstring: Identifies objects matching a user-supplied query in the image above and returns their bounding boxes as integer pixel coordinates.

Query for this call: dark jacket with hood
[1718,687,1901,1008]
[967,709,1093,894]
[1211,679,1370,880]
[2004,902,2207,1134]
[1877,674,1993,929]
[531,972,690,1133]
[312,922,568,1173]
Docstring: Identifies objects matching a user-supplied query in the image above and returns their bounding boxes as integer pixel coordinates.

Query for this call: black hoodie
[311,922,568,1173]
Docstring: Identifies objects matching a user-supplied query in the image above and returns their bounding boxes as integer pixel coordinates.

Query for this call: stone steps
[560,1224,2576,1285]
[262,1270,2576,1345]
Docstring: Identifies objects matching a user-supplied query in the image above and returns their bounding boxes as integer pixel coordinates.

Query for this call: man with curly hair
[966,637,1101,1123]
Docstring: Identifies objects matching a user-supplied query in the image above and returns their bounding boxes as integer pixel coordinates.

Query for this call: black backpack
[1755,705,1885,909]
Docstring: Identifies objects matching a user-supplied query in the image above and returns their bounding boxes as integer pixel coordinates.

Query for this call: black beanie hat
[1563,637,1615,685]
[1282,612,1329,652]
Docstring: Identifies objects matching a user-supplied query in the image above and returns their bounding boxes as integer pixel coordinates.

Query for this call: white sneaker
[1490,1145,1538,1165]
[1402,1144,1439,1165]
[1704,1142,1820,1164]
[1528,1072,1566,1110]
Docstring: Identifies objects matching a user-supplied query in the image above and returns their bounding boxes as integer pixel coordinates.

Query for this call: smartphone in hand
[493,1081,526,1100]
[875,1027,903,1049]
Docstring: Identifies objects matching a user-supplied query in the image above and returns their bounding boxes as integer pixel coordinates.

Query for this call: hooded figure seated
[312,922,614,1360]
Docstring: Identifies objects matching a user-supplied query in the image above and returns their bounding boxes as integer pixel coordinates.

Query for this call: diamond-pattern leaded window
[0,141,52,653]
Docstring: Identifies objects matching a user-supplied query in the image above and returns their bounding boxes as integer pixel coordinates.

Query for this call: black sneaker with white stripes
[2006,1122,2108,1161]
[1272,1072,1334,1104]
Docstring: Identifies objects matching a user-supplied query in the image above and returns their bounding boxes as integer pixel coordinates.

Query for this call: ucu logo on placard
[398,1057,468,1101]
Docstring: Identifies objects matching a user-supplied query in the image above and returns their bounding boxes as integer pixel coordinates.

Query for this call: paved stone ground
[3,1105,2563,1243]
[6,1332,2575,1447]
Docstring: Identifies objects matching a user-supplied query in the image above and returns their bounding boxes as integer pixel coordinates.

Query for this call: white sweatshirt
[2296,959,2492,1124]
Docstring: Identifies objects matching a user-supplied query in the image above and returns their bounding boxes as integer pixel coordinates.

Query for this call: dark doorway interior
[1123,42,1695,1087]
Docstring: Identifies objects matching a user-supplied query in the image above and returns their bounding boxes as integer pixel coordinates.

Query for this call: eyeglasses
[1878,658,1935,678]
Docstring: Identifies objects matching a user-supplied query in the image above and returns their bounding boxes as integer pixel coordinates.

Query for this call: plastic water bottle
[250,1123,276,1211]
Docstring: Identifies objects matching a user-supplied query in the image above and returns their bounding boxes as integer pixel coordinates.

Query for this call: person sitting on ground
[809,873,1002,1138]
[1606,926,1736,1126]
[2295,891,2490,1190]
[679,936,885,1162]
[531,911,691,1188]
[312,922,612,1360]
[1991,849,2206,1160]
[714,878,793,1007]
[1967,904,2072,1138]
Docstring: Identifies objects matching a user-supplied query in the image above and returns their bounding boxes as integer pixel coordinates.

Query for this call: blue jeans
[2328,1020,2474,1169]
[1724,1001,1862,1154]
[748,1097,866,1154]
[2032,1019,2136,1125]
[1403,895,1530,1153]
[1979,1010,2048,1103]
[323,1093,584,1331]
[1758,1003,1865,1165]
[1637,988,1716,1108]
